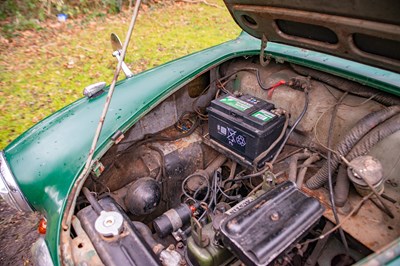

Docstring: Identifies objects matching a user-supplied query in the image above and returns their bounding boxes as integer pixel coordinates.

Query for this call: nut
[270,212,279,221]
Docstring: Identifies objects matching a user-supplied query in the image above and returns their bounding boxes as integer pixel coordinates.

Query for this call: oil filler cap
[95,210,124,237]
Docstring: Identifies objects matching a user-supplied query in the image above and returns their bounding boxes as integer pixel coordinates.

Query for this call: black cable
[222,67,275,91]
[270,89,310,164]
[181,173,210,203]
[225,168,267,184]
[227,84,310,193]
[253,113,290,167]
[215,169,241,202]
[326,92,350,255]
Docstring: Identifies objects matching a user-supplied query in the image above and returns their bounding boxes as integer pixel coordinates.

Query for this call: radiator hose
[306,105,400,189]
[334,114,400,206]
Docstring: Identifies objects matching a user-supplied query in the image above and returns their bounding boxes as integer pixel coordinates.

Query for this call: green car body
[3,31,400,265]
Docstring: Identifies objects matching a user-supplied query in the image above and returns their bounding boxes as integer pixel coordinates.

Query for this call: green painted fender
[3,31,400,264]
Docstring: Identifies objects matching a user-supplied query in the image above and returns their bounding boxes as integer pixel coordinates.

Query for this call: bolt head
[270,212,279,221]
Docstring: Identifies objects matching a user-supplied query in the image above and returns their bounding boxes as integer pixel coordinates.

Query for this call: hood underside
[224,0,400,73]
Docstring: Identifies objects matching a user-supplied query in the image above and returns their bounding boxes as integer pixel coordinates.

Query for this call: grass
[0,0,240,149]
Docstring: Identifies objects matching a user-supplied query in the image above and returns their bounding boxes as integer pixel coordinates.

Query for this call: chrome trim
[31,237,54,266]
[0,151,33,212]
[83,81,106,98]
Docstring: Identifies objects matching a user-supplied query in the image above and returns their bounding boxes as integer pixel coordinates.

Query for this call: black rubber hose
[306,105,400,189]
[333,114,400,207]
[345,114,400,162]
[334,165,350,207]
[291,64,400,106]
[132,221,164,255]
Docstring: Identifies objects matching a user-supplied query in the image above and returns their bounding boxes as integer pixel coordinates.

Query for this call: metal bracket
[260,34,271,67]
[191,217,209,248]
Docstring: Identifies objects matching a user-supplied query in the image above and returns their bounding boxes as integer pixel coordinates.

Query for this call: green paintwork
[187,223,233,266]
[220,95,253,111]
[3,31,400,264]
[354,238,400,266]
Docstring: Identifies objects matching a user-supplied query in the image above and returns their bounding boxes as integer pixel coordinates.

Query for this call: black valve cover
[219,181,324,266]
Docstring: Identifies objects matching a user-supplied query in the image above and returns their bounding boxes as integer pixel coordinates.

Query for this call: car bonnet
[223,0,400,73]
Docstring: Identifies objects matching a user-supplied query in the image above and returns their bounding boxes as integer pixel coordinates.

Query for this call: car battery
[207,94,286,163]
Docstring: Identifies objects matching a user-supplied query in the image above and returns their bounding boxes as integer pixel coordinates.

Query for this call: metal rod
[62,0,142,230]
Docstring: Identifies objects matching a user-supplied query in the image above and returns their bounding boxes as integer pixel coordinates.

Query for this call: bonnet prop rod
[62,0,142,231]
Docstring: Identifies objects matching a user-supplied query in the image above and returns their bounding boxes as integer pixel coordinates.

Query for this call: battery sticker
[227,127,237,145]
[252,109,276,122]
[224,126,247,148]
[220,96,253,111]
[217,125,227,136]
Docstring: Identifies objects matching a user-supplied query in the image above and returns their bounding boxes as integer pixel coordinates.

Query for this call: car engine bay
[69,57,400,266]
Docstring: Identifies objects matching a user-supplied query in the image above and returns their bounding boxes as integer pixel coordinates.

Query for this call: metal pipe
[288,151,311,183]
[296,154,320,188]
[63,0,142,231]
[133,221,165,255]
[82,187,103,215]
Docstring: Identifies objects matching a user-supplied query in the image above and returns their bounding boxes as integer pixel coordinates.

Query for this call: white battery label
[220,96,253,111]
[252,109,276,122]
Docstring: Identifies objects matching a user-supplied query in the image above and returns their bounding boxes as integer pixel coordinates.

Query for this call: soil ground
[0,198,40,265]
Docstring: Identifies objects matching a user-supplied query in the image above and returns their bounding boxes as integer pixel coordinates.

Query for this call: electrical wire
[181,173,210,203]
[298,192,373,247]
[253,112,290,168]
[242,87,310,183]
[222,67,279,91]
[215,169,241,201]
[270,89,310,164]
[225,166,271,184]
[326,92,350,255]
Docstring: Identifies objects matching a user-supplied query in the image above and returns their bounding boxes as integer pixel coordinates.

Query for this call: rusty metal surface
[93,148,151,192]
[97,127,205,226]
[117,88,197,153]
[71,216,103,265]
[303,183,400,252]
